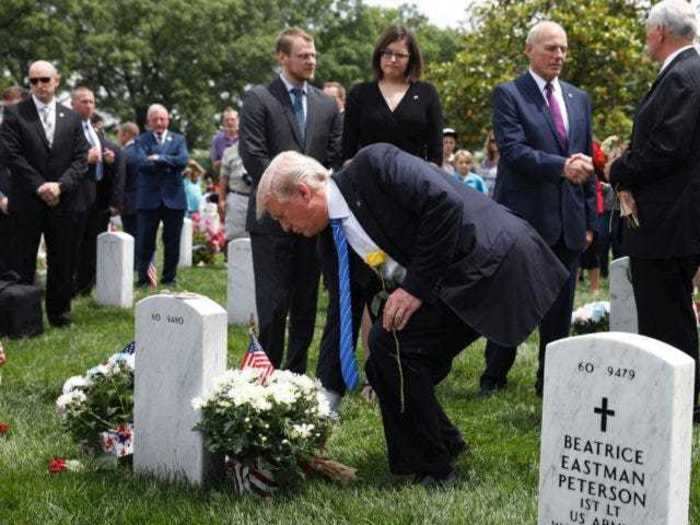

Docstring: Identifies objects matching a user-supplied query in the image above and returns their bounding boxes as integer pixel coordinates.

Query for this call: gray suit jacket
[239,76,342,234]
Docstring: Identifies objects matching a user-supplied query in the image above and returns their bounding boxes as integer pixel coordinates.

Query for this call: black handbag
[0,271,44,338]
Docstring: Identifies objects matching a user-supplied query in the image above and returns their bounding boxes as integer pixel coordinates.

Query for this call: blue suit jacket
[491,72,595,251]
[133,131,188,211]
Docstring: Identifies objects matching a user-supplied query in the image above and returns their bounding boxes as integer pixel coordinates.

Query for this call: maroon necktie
[545,82,568,150]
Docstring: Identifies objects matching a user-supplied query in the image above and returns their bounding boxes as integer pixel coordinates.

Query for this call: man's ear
[297,182,313,202]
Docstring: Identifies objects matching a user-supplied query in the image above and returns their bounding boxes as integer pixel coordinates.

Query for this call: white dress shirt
[326,179,405,281]
[32,95,56,145]
[280,73,308,121]
[529,69,570,133]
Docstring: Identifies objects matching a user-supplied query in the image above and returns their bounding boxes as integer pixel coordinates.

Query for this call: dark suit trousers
[481,238,580,391]
[630,255,700,402]
[121,213,139,270]
[137,206,184,283]
[250,232,320,373]
[74,206,111,294]
[12,203,81,320]
[0,211,13,274]
[366,300,479,477]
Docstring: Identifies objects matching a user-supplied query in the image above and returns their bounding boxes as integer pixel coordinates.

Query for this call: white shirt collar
[153,130,168,142]
[32,95,56,113]
[326,178,349,220]
[280,73,307,94]
[124,139,135,147]
[528,69,561,96]
[660,45,697,74]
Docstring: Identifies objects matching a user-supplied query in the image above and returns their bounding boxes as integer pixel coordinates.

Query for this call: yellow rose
[365,250,386,268]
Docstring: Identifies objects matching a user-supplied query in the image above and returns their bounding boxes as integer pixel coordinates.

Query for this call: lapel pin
[356,200,362,207]
[413,95,419,100]
[59,112,64,117]
[567,93,573,98]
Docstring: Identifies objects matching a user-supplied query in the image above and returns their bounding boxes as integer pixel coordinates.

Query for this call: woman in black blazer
[342,25,444,165]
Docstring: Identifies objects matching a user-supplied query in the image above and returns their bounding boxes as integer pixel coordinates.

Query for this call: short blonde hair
[453,149,473,163]
[256,151,329,220]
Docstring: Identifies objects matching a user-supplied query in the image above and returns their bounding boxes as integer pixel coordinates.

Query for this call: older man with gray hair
[256,143,569,485]
[609,0,700,421]
[132,103,189,286]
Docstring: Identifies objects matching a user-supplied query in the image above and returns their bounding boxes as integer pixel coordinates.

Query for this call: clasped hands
[87,146,115,165]
[382,287,422,332]
[563,153,594,184]
[36,182,61,207]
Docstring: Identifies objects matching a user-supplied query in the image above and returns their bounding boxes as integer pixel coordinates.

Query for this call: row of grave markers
[94,232,694,523]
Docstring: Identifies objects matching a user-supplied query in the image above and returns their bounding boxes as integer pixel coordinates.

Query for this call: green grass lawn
[1,261,699,524]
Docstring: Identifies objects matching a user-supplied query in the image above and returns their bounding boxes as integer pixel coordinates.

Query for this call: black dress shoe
[414,469,458,488]
[48,314,72,328]
[447,440,469,461]
[161,279,177,287]
[693,407,700,424]
[478,382,505,398]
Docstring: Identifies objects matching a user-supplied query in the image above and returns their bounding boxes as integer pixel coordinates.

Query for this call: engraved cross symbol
[594,397,615,432]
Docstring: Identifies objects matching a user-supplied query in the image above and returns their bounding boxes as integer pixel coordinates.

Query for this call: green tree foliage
[429,0,657,148]
[0,0,459,148]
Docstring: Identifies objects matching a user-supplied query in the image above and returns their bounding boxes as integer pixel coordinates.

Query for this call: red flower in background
[0,423,10,435]
[48,457,67,474]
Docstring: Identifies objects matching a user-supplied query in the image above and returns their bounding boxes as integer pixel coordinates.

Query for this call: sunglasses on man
[29,77,52,85]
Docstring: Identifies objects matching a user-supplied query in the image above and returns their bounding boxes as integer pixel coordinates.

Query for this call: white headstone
[609,257,638,333]
[538,332,694,525]
[134,293,227,485]
[226,238,258,325]
[95,231,134,308]
[178,218,193,268]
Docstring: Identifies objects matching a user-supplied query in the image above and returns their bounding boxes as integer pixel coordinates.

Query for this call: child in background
[183,160,205,217]
[452,149,488,194]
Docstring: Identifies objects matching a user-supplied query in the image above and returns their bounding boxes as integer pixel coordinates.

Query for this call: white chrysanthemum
[107,352,135,372]
[191,397,205,410]
[62,375,92,395]
[86,364,110,378]
[268,381,297,406]
[56,390,87,416]
[289,423,314,439]
[316,390,332,418]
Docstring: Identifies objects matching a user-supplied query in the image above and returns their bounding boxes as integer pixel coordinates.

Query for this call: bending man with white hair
[256,143,569,486]
[609,0,700,421]
[132,103,189,286]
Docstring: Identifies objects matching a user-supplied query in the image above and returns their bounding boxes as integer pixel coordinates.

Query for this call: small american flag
[146,261,158,288]
[227,457,277,497]
[240,320,274,383]
[121,340,136,355]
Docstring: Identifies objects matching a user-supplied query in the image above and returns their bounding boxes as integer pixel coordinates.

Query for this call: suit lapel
[519,73,566,154]
[52,106,70,151]
[269,78,304,147]
[561,82,576,153]
[25,101,51,151]
[304,89,318,153]
[333,171,405,263]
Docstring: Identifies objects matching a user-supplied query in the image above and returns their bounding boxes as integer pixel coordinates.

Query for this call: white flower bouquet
[571,301,610,335]
[192,368,335,490]
[56,348,135,453]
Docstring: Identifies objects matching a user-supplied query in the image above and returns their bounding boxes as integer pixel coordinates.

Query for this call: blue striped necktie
[330,218,359,391]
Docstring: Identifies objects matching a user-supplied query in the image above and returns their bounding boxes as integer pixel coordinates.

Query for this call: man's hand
[382,287,422,331]
[0,196,8,215]
[103,148,115,164]
[147,154,159,162]
[585,230,594,249]
[563,154,593,184]
[36,182,61,207]
[87,146,102,165]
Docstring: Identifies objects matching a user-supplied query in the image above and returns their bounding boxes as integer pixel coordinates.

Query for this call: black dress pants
[366,300,479,477]
[74,206,111,294]
[0,211,13,274]
[137,205,184,283]
[250,232,320,373]
[481,238,580,392]
[630,255,700,402]
[12,203,81,321]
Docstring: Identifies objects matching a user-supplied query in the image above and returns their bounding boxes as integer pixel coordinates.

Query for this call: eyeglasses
[380,49,410,61]
[29,77,52,85]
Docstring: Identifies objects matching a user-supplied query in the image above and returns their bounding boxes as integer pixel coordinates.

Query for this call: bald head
[525,21,568,81]
[146,103,170,133]
[28,60,60,104]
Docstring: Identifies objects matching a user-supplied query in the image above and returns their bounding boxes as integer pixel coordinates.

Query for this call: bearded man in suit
[0,60,89,327]
[609,0,700,420]
[239,27,342,373]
